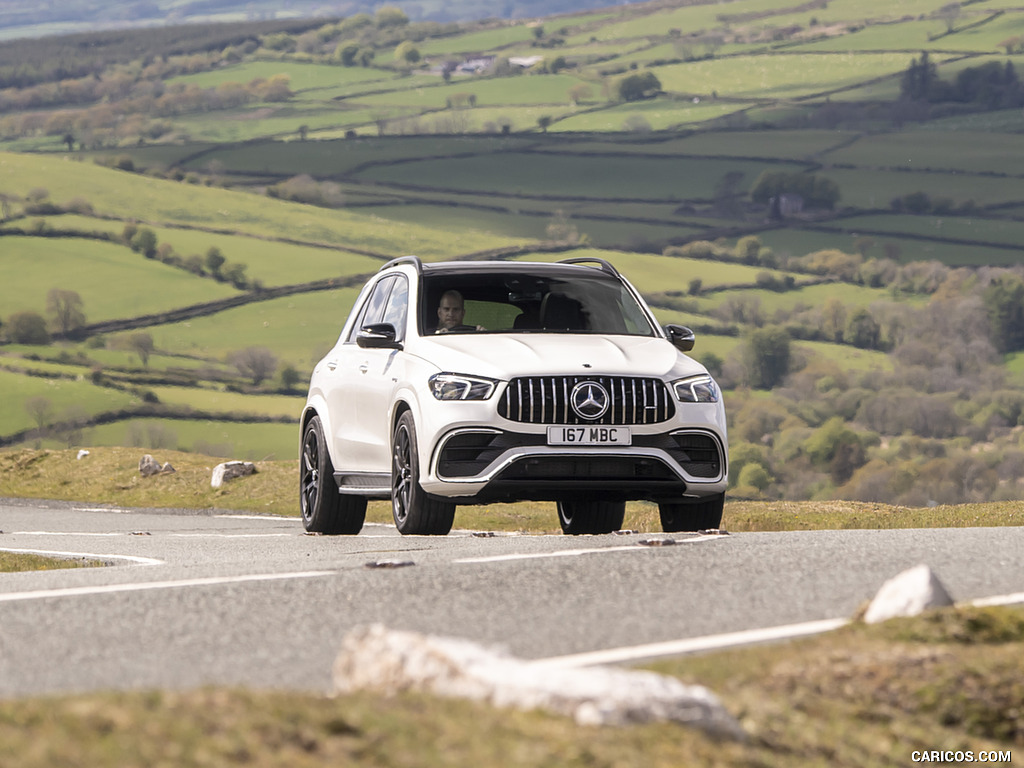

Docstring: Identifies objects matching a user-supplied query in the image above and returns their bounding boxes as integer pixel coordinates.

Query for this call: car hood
[408,333,707,380]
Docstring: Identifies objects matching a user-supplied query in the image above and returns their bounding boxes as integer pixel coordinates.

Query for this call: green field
[0,236,238,320]
[148,288,363,368]
[0,368,138,436]
[84,418,298,460]
[351,152,806,200]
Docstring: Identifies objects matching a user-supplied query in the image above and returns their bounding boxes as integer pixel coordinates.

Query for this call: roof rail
[379,255,423,273]
[557,256,620,278]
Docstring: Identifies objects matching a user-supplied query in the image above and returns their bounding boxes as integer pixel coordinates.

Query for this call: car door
[325,275,395,472]
[347,274,410,473]
[350,274,409,473]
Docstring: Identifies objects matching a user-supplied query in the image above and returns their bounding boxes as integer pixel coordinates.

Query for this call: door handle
[358,363,369,374]
[326,361,338,371]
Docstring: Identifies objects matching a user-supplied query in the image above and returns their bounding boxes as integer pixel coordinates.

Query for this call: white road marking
[8,531,124,537]
[169,533,294,539]
[970,591,1024,608]
[0,547,164,566]
[529,590,1024,669]
[454,536,718,564]
[214,514,296,521]
[0,570,336,604]
[528,618,851,669]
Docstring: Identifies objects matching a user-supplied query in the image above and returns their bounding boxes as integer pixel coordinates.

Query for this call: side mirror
[356,323,402,349]
[664,324,695,352]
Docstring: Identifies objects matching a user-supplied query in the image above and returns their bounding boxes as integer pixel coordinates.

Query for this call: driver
[436,290,484,333]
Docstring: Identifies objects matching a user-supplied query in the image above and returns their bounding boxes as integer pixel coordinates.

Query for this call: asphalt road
[2,497,1023,699]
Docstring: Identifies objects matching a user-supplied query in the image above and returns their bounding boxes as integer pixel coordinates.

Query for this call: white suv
[300,257,727,536]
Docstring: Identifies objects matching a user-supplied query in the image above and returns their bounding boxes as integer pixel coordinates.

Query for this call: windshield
[419,271,657,336]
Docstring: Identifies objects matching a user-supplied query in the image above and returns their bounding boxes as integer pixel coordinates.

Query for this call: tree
[545,209,580,242]
[900,52,938,101]
[568,84,592,105]
[743,326,791,389]
[985,274,1024,353]
[46,288,86,336]
[937,3,960,33]
[6,311,50,344]
[128,332,155,367]
[205,246,226,278]
[375,6,409,28]
[821,297,847,343]
[222,262,249,289]
[25,396,53,432]
[537,115,552,132]
[846,307,881,349]
[231,346,278,386]
[616,71,661,102]
[281,364,302,391]
[394,41,421,67]
[336,43,360,67]
[130,227,158,258]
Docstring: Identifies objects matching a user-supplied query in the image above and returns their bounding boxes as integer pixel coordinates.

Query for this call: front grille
[498,376,674,425]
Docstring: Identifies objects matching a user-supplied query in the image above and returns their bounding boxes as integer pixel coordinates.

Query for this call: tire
[391,411,456,535]
[557,499,626,535]
[300,415,366,534]
[659,493,725,533]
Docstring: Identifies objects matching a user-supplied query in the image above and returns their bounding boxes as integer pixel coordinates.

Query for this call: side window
[345,276,394,343]
[381,276,409,340]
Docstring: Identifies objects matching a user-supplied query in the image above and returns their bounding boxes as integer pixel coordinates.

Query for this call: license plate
[546,426,631,446]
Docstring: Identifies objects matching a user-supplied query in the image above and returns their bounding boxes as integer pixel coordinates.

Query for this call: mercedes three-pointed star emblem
[570,380,610,420]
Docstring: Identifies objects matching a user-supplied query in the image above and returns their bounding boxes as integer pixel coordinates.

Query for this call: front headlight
[429,373,498,401]
[672,374,720,403]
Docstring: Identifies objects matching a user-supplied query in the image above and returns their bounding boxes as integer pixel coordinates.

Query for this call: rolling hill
[2,0,1024,508]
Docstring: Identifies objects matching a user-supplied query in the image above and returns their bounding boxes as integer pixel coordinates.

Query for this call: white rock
[211,460,257,488]
[332,624,745,740]
[138,454,162,477]
[863,564,954,624]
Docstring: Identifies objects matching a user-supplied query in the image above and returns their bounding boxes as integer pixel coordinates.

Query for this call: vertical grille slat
[499,376,675,425]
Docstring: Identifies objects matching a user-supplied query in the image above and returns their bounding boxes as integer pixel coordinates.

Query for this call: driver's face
[437,296,465,329]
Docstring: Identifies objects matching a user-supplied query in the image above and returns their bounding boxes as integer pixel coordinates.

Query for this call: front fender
[300,394,336,467]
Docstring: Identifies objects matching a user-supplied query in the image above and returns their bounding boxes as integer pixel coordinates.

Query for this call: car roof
[385,258,622,281]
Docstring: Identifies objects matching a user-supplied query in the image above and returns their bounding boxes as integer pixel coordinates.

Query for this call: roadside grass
[0,551,101,572]
[4,448,1024,534]
[0,605,1020,767]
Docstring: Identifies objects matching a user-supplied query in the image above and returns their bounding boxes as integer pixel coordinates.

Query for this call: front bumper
[421,426,727,503]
